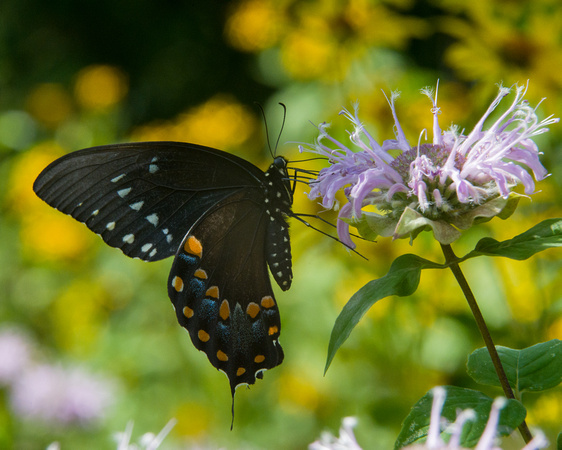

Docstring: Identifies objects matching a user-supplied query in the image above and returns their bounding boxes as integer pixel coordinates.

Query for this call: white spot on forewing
[149,164,159,174]
[141,243,153,252]
[118,187,132,198]
[111,174,126,183]
[129,201,144,211]
[149,248,157,257]
[122,234,135,244]
[106,222,116,230]
[92,209,99,216]
[162,228,169,235]
[146,213,159,226]
[277,271,283,278]
[151,157,158,163]
[166,234,173,244]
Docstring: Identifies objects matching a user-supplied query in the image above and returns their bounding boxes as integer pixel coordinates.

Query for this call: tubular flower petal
[299,83,558,247]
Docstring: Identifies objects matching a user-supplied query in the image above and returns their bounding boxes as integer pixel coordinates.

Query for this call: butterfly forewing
[33,142,265,261]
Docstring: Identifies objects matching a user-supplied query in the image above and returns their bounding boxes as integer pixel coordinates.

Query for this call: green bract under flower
[299,83,558,247]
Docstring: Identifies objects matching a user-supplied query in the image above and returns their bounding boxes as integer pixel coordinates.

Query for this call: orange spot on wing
[184,236,203,257]
[254,355,265,363]
[246,302,260,319]
[261,295,275,308]
[236,367,246,376]
[194,269,207,279]
[183,306,194,318]
[206,286,219,299]
[198,330,210,342]
[172,276,184,292]
[268,325,279,336]
[217,350,228,361]
[220,300,230,320]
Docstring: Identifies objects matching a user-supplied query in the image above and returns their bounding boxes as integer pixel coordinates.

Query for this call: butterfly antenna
[288,156,328,164]
[274,103,287,155]
[255,103,275,159]
[296,212,366,242]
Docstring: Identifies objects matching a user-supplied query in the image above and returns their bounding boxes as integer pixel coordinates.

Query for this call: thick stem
[440,243,533,444]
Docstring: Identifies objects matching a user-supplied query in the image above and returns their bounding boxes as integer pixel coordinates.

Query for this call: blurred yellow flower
[225,0,428,81]
[51,278,109,355]
[281,28,341,80]
[225,0,283,52]
[7,142,62,213]
[495,258,544,324]
[547,317,562,340]
[440,0,562,98]
[7,142,94,262]
[173,401,211,437]
[74,65,129,110]
[279,371,321,412]
[132,95,258,150]
[345,0,428,49]
[26,83,73,128]
[526,391,562,428]
[20,210,94,262]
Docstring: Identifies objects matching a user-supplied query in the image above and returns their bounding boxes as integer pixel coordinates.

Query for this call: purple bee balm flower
[0,327,34,385]
[299,83,559,247]
[10,363,115,426]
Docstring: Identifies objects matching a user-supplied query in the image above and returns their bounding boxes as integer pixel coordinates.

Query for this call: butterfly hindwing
[168,190,284,393]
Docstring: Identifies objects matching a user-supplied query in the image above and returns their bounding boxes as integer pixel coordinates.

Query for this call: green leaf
[395,386,526,449]
[467,340,562,393]
[325,254,444,373]
[557,431,562,450]
[464,218,562,261]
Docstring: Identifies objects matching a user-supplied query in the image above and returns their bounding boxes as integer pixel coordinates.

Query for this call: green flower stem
[440,243,533,444]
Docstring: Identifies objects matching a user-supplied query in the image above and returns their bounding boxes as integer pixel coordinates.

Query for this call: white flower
[309,416,362,450]
[403,387,549,450]
[114,419,177,450]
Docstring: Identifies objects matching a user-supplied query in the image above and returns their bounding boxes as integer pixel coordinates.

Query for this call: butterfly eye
[273,156,287,169]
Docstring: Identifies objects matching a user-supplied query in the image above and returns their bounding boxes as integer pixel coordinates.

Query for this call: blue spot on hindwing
[188,278,206,300]
[199,298,219,323]
[251,320,267,342]
[179,253,198,267]
[216,322,231,346]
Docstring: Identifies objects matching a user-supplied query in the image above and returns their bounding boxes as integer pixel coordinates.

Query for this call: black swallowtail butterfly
[33,141,293,403]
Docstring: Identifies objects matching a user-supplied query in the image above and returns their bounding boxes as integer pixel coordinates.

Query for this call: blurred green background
[1,0,562,448]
